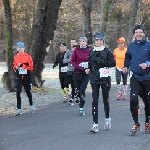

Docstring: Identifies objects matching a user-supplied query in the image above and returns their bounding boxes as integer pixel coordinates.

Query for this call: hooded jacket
[88,46,116,84]
[124,38,150,81]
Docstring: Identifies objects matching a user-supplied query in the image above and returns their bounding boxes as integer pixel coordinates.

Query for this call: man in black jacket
[53,43,69,103]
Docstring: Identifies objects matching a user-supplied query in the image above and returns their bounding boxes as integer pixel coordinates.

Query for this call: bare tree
[128,0,140,43]
[81,0,92,44]
[30,0,62,87]
[100,0,112,34]
[2,0,15,91]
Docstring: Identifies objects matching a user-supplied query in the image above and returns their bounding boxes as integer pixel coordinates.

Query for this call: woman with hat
[113,37,128,100]
[85,33,116,132]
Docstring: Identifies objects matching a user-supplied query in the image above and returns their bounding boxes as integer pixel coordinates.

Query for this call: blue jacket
[124,38,150,81]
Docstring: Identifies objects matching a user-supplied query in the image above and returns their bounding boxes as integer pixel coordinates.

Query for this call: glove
[94,57,106,65]
[53,65,56,69]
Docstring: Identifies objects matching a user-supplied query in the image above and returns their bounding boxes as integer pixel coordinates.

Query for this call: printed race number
[99,68,110,78]
[61,66,67,72]
[19,67,27,74]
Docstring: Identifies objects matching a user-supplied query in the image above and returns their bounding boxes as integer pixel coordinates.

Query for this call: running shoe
[79,108,85,116]
[16,109,23,115]
[122,94,126,100]
[90,123,98,133]
[68,99,74,105]
[145,122,150,134]
[116,93,122,100]
[29,105,35,114]
[131,123,140,135]
[104,118,111,130]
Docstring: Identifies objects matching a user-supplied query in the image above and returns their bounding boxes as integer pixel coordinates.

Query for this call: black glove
[53,65,56,69]
[94,57,106,65]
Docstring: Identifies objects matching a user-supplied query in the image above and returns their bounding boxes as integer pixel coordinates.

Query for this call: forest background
[0,0,150,90]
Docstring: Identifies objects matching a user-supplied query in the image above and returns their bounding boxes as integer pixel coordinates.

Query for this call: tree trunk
[30,0,62,87]
[100,0,112,34]
[82,0,92,44]
[2,0,15,91]
[128,0,140,43]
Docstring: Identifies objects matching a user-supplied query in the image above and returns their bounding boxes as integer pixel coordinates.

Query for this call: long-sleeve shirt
[63,48,74,72]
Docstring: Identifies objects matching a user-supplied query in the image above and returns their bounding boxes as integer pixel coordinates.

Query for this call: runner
[71,36,90,115]
[123,24,150,134]
[113,37,128,100]
[85,33,116,132]
[13,42,34,115]
[53,42,69,103]
[63,39,77,105]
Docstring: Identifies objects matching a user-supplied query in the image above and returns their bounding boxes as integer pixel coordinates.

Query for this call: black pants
[66,73,75,99]
[130,77,150,124]
[59,72,69,89]
[115,68,128,85]
[91,83,111,124]
[73,73,89,108]
[16,78,33,109]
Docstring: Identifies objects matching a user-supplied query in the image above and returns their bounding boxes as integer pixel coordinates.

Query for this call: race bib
[79,62,88,69]
[129,71,133,78]
[19,67,27,74]
[99,68,110,78]
[117,67,122,71]
[61,66,67,72]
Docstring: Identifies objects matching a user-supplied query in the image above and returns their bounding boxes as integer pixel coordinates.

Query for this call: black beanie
[133,24,145,34]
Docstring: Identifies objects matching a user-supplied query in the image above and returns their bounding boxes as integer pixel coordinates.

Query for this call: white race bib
[79,62,88,69]
[19,67,27,74]
[117,67,122,71]
[61,66,67,72]
[129,71,133,78]
[99,68,110,78]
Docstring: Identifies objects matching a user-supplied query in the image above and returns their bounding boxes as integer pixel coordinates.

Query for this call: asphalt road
[0,87,149,150]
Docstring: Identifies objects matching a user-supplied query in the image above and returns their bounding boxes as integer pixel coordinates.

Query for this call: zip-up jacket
[53,52,68,72]
[124,38,150,81]
[88,47,116,84]
[63,48,74,72]
[71,46,90,74]
[13,52,34,79]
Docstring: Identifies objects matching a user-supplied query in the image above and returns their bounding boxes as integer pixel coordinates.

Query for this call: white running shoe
[16,109,23,115]
[104,118,111,131]
[90,123,98,133]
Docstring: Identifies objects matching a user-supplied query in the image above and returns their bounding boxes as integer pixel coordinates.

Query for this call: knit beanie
[116,37,126,43]
[16,42,25,49]
[133,24,145,34]
[79,36,88,42]
[94,33,105,41]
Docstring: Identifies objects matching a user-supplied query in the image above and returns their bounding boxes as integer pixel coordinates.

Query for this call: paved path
[0,87,149,150]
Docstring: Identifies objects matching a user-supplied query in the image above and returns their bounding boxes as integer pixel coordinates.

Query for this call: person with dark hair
[71,36,90,116]
[63,39,77,105]
[53,42,69,103]
[113,37,128,100]
[13,42,34,115]
[85,33,116,133]
[123,24,150,134]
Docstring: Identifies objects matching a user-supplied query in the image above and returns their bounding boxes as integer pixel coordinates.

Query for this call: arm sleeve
[22,55,34,70]
[63,50,70,64]
[106,50,116,67]
[71,50,84,70]
[124,49,131,68]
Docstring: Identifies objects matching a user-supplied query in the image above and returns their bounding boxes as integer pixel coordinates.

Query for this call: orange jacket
[13,52,34,71]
